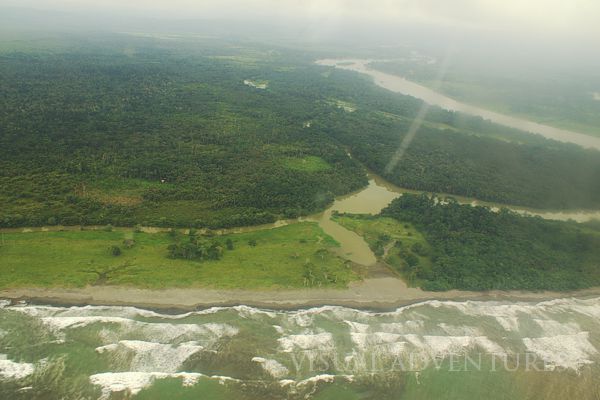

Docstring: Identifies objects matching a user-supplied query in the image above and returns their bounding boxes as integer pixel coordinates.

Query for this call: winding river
[316,59,600,150]
[309,173,600,266]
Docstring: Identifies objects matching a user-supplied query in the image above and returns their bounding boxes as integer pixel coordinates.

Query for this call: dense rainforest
[1,36,600,229]
[381,194,600,291]
[0,45,368,228]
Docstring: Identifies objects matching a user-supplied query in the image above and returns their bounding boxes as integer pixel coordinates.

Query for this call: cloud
[4,0,599,35]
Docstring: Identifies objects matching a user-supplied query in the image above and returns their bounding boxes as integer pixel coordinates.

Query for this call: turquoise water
[1,298,599,399]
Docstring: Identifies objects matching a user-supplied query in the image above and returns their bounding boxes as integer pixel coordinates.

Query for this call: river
[316,59,600,151]
[308,172,600,267]
[4,172,599,268]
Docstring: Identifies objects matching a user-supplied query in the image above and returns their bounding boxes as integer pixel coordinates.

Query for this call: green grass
[0,222,359,290]
[281,156,332,172]
[332,214,432,282]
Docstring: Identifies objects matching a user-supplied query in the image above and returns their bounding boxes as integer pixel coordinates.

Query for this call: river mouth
[309,171,600,267]
[316,58,600,150]
[307,176,401,266]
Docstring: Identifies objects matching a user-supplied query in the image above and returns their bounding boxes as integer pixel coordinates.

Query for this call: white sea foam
[0,300,10,308]
[296,374,336,386]
[534,319,581,336]
[36,314,238,345]
[89,372,203,400]
[279,374,354,387]
[350,332,402,349]
[6,299,600,383]
[0,355,35,380]
[522,332,598,371]
[379,320,424,334]
[287,305,374,326]
[96,341,204,372]
[402,335,506,359]
[425,298,600,333]
[421,335,473,356]
[344,321,370,333]
[290,313,314,327]
[437,323,483,336]
[278,332,335,353]
[350,332,407,359]
[553,298,600,320]
[252,357,289,378]
[436,301,532,332]
[474,337,506,355]
[9,297,600,322]
[233,305,277,319]
[8,304,230,321]
[41,316,133,331]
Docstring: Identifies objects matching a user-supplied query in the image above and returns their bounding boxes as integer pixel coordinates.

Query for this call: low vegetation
[0,222,359,289]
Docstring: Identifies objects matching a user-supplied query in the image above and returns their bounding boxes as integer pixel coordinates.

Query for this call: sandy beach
[2,275,600,311]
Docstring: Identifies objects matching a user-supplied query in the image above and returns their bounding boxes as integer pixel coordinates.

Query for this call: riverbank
[316,58,600,150]
[3,276,600,312]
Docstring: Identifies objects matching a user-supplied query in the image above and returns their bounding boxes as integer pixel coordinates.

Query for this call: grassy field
[281,156,332,172]
[332,214,432,283]
[0,222,359,289]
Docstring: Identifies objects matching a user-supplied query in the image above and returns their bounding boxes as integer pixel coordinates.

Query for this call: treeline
[381,194,600,291]
[320,108,600,209]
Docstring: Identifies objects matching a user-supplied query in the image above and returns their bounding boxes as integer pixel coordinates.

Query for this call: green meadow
[0,222,359,290]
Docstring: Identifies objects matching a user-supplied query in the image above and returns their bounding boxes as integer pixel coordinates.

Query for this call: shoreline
[2,277,600,312]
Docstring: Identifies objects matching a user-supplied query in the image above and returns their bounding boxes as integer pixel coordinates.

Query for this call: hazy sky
[5,0,600,36]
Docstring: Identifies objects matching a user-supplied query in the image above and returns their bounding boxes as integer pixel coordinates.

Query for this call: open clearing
[0,222,360,290]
